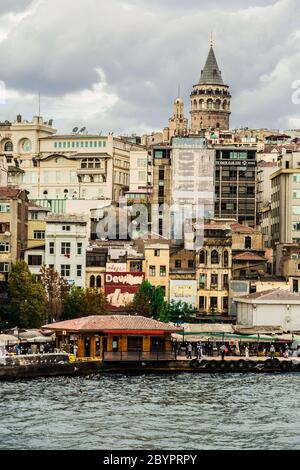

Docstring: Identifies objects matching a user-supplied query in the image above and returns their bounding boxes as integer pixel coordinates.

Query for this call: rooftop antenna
[38,92,41,117]
[210,32,213,47]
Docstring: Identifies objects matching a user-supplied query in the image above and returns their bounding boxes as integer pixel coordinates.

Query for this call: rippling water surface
[0,373,299,450]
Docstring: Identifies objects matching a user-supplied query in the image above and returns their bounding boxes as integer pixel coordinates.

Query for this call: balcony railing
[103,351,177,362]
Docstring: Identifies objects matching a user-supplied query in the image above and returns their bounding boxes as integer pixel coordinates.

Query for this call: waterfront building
[169,247,197,308]
[274,243,300,294]
[214,146,257,227]
[234,289,300,331]
[24,244,45,280]
[124,149,152,205]
[196,220,232,318]
[143,240,170,301]
[42,315,179,359]
[190,40,231,132]
[45,213,88,288]
[0,187,28,281]
[231,223,266,280]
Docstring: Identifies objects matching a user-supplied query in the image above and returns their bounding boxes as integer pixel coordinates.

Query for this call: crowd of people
[0,343,55,356]
[173,341,297,360]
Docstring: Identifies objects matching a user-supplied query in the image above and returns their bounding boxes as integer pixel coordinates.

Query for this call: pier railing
[103,351,177,362]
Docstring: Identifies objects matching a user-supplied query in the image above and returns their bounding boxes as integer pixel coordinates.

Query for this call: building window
[62,225,71,231]
[223,297,229,310]
[154,249,160,257]
[0,223,9,234]
[210,297,218,311]
[0,262,10,273]
[77,265,82,277]
[49,242,55,255]
[61,242,71,255]
[90,275,95,288]
[293,207,300,215]
[4,141,13,152]
[0,242,10,252]
[30,212,38,220]
[0,204,10,213]
[149,265,156,277]
[199,250,205,264]
[130,261,142,272]
[293,223,300,232]
[199,296,205,310]
[223,250,229,267]
[77,243,82,255]
[211,274,218,287]
[188,260,195,269]
[96,275,101,288]
[160,266,166,277]
[223,274,229,289]
[293,279,299,293]
[61,265,70,277]
[211,250,219,265]
[33,231,45,240]
[245,236,252,249]
[175,260,181,269]
[28,255,42,266]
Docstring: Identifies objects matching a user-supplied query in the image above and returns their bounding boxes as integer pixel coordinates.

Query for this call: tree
[6,260,46,328]
[126,280,166,319]
[164,300,197,324]
[40,266,69,323]
[63,287,108,319]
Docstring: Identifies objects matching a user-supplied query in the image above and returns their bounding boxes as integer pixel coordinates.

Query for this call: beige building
[163,96,189,141]
[0,187,28,280]
[197,221,232,317]
[270,151,300,245]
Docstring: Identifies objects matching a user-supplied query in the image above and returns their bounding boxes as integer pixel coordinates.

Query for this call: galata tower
[190,38,231,132]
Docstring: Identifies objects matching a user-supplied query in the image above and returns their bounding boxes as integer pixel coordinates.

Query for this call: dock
[1,354,300,379]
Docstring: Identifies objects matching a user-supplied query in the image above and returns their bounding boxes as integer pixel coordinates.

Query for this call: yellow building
[143,240,170,301]
[27,204,50,249]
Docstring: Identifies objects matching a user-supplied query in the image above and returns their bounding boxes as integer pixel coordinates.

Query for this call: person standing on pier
[196,342,203,359]
[187,343,193,359]
[220,344,226,360]
[270,344,275,359]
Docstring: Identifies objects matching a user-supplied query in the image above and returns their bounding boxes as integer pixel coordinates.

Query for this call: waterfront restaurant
[42,315,181,360]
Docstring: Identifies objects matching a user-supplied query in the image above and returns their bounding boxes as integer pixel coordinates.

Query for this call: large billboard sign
[105,272,145,309]
[169,280,197,307]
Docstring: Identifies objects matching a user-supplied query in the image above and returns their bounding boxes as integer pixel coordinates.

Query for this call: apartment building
[45,214,88,288]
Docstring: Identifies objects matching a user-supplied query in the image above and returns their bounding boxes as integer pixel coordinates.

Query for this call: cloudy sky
[0,0,300,135]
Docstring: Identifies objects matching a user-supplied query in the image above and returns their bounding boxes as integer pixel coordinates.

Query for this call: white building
[235,289,300,331]
[45,214,88,288]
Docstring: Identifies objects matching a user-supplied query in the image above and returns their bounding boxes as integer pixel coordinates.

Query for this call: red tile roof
[0,187,24,200]
[233,252,266,261]
[230,223,255,234]
[42,315,181,333]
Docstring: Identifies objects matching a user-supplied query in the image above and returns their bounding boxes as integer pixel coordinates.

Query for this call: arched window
[211,250,219,265]
[224,250,229,268]
[215,99,221,111]
[223,100,227,110]
[4,141,13,152]
[96,275,101,288]
[199,100,204,110]
[193,99,197,110]
[90,275,95,288]
[199,250,205,264]
[207,99,213,110]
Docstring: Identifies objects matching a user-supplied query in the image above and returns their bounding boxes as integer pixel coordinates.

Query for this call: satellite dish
[72,127,79,133]
[4,231,11,237]
[80,127,86,133]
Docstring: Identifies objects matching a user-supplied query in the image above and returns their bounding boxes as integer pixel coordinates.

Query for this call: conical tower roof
[199,45,224,85]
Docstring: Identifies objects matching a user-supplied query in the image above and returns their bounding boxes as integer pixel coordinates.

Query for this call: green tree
[63,287,108,319]
[6,260,46,328]
[40,266,70,323]
[126,280,166,319]
[164,300,196,324]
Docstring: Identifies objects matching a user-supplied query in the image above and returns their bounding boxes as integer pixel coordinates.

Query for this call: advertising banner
[105,272,145,309]
[169,280,197,307]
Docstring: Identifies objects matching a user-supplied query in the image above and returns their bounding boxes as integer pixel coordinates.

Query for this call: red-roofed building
[42,315,181,359]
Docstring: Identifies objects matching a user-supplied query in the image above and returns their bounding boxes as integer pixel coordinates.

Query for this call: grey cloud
[0,0,33,16]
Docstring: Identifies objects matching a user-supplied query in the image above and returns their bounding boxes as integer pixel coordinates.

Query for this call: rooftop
[236,289,300,303]
[42,315,181,333]
[0,187,26,200]
[233,252,266,262]
[199,46,224,86]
